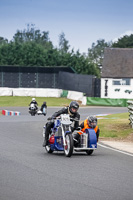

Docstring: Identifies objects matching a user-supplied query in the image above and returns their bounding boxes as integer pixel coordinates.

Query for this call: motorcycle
[43,114,97,157]
[37,107,47,116]
[29,103,38,116]
[43,114,74,157]
[73,128,97,155]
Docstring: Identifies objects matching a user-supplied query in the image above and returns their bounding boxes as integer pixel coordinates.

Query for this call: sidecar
[37,107,47,116]
[73,128,97,155]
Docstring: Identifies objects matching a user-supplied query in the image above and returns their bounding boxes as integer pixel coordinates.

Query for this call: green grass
[98,112,133,139]
[0,96,132,139]
[0,96,72,107]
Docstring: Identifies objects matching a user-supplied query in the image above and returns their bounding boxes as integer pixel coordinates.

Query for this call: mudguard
[85,128,97,148]
[54,136,64,151]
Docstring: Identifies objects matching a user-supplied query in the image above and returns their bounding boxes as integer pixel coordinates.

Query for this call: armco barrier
[2,110,21,116]
[127,100,133,128]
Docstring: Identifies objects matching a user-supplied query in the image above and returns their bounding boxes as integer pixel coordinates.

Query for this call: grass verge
[0,97,132,140]
[98,112,133,140]
[0,96,72,107]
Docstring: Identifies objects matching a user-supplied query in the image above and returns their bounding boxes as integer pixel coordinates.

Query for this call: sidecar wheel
[86,150,94,155]
[45,145,53,153]
[64,134,73,157]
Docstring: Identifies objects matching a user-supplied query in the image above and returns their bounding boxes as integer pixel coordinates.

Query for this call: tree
[58,32,70,54]
[0,37,8,45]
[0,43,9,64]
[112,34,133,48]
[64,50,100,77]
[0,41,49,66]
[13,23,53,49]
[0,24,101,77]
[88,39,111,66]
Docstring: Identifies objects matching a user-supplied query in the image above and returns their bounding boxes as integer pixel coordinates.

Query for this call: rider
[29,98,38,110]
[43,101,80,147]
[40,101,47,115]
[73,115,100,146]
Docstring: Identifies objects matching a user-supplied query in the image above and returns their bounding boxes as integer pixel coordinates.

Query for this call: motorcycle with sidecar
[43,114,97,157]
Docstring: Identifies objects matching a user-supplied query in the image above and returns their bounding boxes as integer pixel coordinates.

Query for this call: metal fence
[0,66,75,88]
[58,71,100,97]
[0,66,101,97]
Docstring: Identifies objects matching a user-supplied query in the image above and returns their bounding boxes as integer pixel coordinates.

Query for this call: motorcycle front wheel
[64,133,73,157]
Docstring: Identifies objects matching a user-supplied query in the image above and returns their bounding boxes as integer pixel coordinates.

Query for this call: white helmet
[32,98,35,101]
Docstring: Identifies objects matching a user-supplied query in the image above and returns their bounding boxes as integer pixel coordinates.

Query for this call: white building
[101,48,133,99]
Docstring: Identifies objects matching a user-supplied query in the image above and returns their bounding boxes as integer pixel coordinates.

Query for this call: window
[112,78,130,86]
[113,80,121,85]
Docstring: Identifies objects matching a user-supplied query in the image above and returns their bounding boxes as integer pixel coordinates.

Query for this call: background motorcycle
[29,103,38,116]
[43,114,73,157]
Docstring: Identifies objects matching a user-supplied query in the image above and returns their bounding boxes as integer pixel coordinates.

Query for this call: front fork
[61,124,67,147]
[61,124,71,148]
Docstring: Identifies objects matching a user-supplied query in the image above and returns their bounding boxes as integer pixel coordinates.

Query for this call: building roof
[101,48,133,78]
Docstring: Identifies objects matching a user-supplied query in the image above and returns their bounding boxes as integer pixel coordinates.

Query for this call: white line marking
[98,143,133,157]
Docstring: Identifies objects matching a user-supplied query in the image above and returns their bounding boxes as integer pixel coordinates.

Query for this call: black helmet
[87,115,97,128]
[43,101,46,105]
[69,101,79,114]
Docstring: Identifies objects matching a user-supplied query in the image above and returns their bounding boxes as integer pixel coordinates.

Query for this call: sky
[0,0,133,54]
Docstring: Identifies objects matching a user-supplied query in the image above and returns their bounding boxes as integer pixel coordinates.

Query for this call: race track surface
[0,107,133,200]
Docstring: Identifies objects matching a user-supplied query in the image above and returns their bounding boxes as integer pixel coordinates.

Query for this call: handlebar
[47,116,79,122]
[70,117,79,122]
[47,116,63,120]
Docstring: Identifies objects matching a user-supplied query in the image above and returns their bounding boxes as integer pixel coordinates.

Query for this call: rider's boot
[42,130,49,147]
[42,139,48,147]
[73,133,80,147]
[42,122,53,147]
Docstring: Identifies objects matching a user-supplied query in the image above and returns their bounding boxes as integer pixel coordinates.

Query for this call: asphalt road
[0,106,133,200]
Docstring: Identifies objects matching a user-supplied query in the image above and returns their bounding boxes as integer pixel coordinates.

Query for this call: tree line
[0,24,133,77]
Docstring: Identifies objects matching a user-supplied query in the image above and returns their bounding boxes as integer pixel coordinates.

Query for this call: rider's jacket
[29,101,38,106]
[79,119,99,135]
[40,103,47,111]
[51,107,80,130]
[29,101,38,109]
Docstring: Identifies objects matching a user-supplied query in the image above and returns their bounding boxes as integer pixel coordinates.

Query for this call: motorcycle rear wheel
[64,133,73,157]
